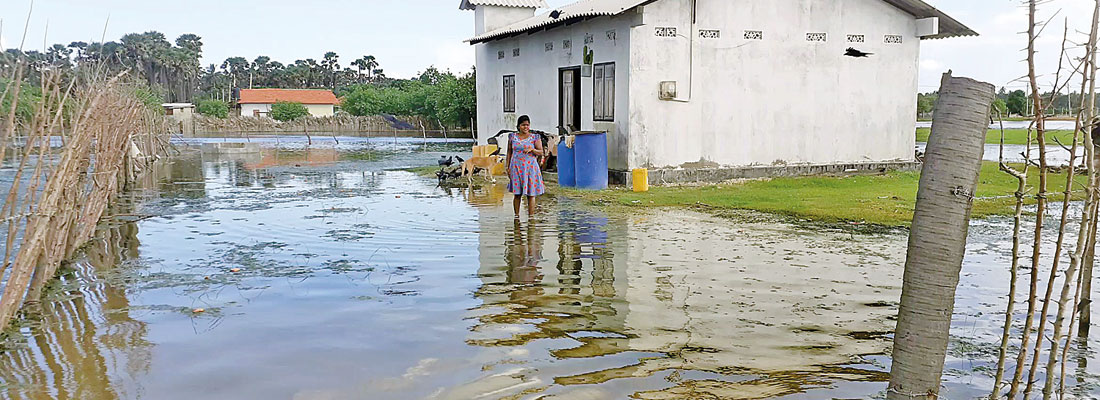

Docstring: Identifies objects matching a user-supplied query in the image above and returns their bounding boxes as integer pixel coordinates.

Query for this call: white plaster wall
[629,0,920,169]
[475,6,537,34]
[239,103,334,118]
[240,103,271,117]
[305,104,335,117]
[473,14,637,170]
[167,107,194,122]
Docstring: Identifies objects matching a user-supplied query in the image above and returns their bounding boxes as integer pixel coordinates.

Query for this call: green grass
[916,128,1077,145]
[552,162,1087,227]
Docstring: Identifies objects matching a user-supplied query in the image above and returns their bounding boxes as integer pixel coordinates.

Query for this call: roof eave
[465,0,655,45]
[468,14,593,44]
[922,31,979,40]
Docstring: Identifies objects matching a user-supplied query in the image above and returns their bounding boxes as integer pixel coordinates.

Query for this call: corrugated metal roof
[465,0,975,44]
[459,0,549,10]
[467,0,652,44]
[882,0,977,39]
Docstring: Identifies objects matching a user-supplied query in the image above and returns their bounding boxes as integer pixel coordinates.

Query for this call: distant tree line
[0,30,476,128]
[1,31,201,103]
[341,66,476,128]
[201,51,385,102]
[918,87,1095,119]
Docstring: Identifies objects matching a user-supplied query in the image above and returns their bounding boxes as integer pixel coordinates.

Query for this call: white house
[238,89,340,118]
[163,103,195,117]
[163,103,196,135]
[462,0,975,182]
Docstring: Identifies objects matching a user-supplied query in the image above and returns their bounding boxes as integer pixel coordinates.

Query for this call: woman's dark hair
[517,115,531,130]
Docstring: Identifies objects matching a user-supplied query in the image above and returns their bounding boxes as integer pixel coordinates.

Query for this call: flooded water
[915,142,1078,166]
[2,136,1100,399]
[917,120,1079,130]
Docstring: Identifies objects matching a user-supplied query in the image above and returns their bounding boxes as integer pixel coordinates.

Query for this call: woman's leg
[527,196,537,216]
[513,194,522,216]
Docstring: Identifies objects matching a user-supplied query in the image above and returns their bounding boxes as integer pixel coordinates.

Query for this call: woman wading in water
[507,115,546,216]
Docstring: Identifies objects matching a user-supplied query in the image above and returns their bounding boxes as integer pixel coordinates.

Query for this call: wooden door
[559,68,581,131]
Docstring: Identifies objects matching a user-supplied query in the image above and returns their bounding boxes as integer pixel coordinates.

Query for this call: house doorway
[559,67,581,132]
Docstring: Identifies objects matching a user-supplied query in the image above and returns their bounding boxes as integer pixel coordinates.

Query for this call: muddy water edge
[1,136,1099,399]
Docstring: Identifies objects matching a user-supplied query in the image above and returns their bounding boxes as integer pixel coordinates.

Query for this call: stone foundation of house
[607,161,923,186]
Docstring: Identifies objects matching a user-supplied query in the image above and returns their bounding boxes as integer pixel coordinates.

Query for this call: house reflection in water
[460,192,905,398]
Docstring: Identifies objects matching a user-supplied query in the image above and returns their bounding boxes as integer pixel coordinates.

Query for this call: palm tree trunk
[887,71,995,400]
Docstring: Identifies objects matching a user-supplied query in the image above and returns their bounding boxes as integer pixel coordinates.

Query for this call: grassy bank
[404,162,1086,227]
[916,128,1077,145]
[552,162,1086,227]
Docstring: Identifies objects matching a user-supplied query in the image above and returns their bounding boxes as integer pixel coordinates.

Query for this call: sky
[0,0,1096,93]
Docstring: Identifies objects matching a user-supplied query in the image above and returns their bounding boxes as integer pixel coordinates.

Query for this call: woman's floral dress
[507,133,546,196]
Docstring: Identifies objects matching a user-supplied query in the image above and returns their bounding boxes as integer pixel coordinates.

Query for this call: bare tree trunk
[887,71,995,400]
[1023,8,1069,398]
[1013,2,1053,396]
[990,115,1028,400]
[1081,0,1100,338]
[1081,226,1096,335]
[1081,158,1100,338]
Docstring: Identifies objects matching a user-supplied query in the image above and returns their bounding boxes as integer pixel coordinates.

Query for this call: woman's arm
[505,135,513,172]
[532,137,544,156]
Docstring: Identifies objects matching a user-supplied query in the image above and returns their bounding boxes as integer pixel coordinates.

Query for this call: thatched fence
[185,114,474,139]
[0,64,170,330]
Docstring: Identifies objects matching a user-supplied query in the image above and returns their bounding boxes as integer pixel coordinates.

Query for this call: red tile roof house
[237,89,341,118]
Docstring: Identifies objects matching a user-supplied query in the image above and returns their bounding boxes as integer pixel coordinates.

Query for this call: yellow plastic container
[472,144,499,158]
[491,160,506,176]
[632,168,649,192]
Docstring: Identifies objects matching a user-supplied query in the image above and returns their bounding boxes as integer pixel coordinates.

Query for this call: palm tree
[322,51,340,89]
[267,61,285,87]
[351,57,368,84]
[305,58,320,88]
[365,55,378,81]
[67,41,88,62]
[174,34,203,55]
[886,72,995,400]
[45,44,72,67]
[221,56,250,90]
[253,56,271,87]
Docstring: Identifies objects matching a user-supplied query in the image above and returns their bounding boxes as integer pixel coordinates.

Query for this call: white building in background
[238,89,340,118]
[163,103,196,134]
[163,103,195,119]
[461,0,975,182]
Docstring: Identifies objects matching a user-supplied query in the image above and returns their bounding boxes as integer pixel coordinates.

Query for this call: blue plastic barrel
[557,140,576,188]
[576,213,609,248]
[574,132,608,190]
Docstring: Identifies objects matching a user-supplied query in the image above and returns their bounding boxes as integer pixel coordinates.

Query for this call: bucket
[632,169,649,192]
[574,132,608,190]
[557,140,576,187]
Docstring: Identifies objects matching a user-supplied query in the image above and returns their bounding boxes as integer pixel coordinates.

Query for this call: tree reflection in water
[0,213,151,400]
[0,155,198,400]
